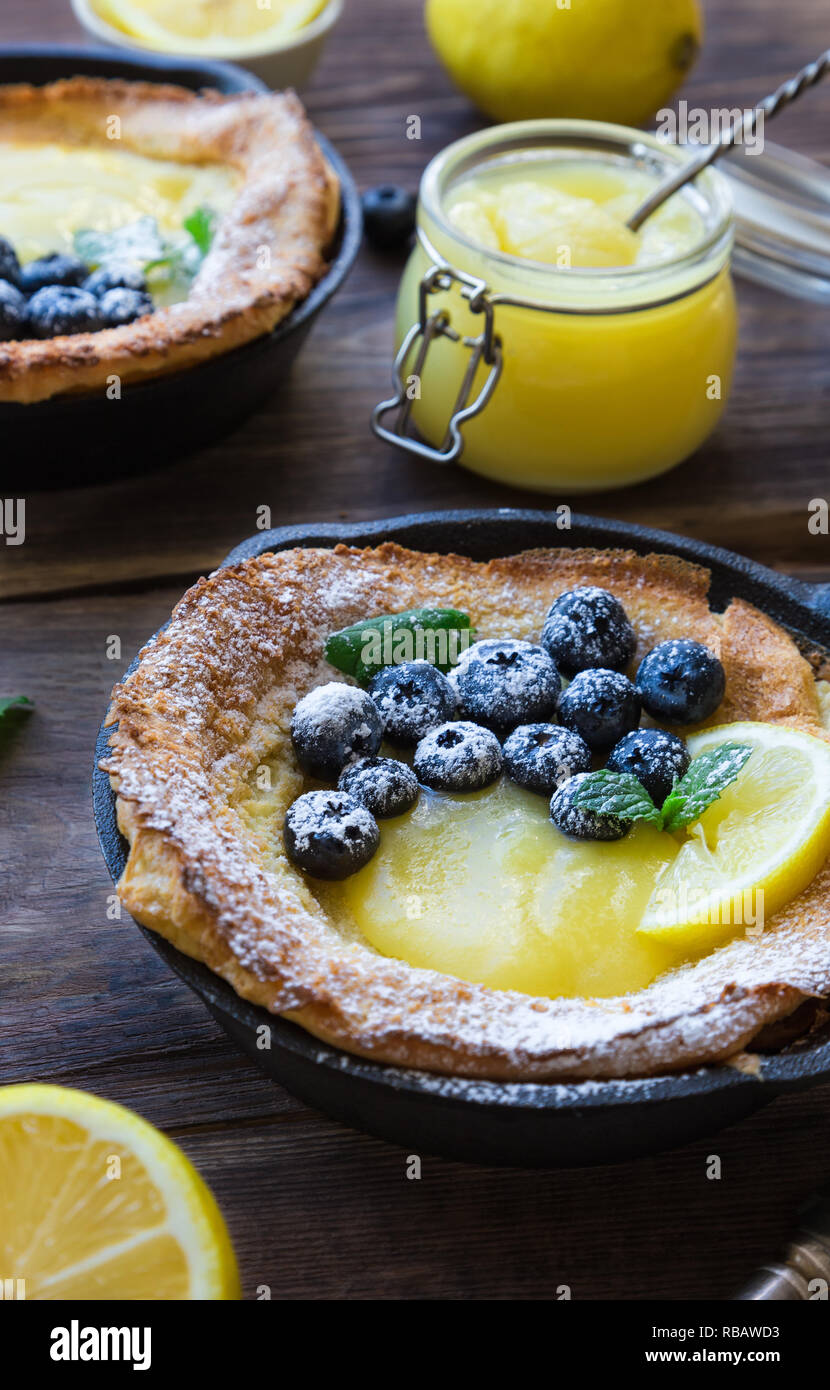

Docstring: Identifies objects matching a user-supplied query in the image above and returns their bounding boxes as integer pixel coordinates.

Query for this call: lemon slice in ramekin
[93,0,327,55]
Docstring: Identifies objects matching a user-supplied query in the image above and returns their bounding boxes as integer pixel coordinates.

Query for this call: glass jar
[373,120,737,494]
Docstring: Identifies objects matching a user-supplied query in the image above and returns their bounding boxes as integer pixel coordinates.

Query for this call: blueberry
[368,660,456,745]
[606,728,690,807]
[542,585,636,676]
[0,279,28,341]
[27,285,103,338]
[637,639,725,725]
[550,772,630,842]
[361,185,417,251]
[19,253,88,294]
[0,236,21,288]
[83,263,148,297]
[449,639,560,735]
[503,723,592,797]
[558,668,641,751]
[414,720,502,792]
[291,682,383,781]
[99,287,154,327]
[284,789,379,880]
[339,755,419,819]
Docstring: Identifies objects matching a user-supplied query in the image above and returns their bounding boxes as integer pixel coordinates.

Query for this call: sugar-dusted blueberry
[99,287,154,328]
[413,720,502,792]
[284,789,379,880]
[0,279,28,341]
[637,639,725,725]
[503,723,592,797]
[541,585,636,676]
[83,263,148,297]
[291,682,383,781]
[19,253,88,295]
[606,728,690,807]
[550,772,630,842]
[368,660,456,745]
[27,285,103,338]
[0,237,21,288]
[339,755,419,819]
[448,638,560,735]
[558,667,641,751]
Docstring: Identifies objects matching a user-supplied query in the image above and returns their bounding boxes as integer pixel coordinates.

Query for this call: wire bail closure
[371,237,503,464]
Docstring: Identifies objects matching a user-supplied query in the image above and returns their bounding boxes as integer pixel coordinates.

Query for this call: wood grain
[2,0,830,1301]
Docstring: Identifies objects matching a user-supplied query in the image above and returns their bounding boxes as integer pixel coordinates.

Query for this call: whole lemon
[425,0,703,128]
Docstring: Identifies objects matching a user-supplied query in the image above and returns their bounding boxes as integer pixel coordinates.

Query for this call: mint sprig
[0,696,32,719]
[660,742,753,832]
[570,741,753,833]
[183,206,217,257]
[73,206,216,296]
[325,607,476,683]
[565,769,663,827]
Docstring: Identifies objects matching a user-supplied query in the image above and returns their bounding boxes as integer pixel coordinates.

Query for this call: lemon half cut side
[638,721,830,953]
[0,1085,240,1300]
[93,0,328,55]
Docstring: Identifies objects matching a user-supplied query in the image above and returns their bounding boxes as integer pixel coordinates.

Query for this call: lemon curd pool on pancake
[0,79,338,403]
[103,544,830,1082]
[0,139,239,307]
[287,582,830,1000]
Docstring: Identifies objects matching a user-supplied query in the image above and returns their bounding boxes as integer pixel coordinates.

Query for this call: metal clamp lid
[370,231,503,464]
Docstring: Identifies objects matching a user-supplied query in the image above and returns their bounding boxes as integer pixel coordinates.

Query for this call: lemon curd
[327,777,683,998]
[318,723,830,1002]
[394,121,737,492]
[0,140,239,304]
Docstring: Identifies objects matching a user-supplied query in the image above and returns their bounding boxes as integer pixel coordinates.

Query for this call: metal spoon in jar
[626,48,830,233]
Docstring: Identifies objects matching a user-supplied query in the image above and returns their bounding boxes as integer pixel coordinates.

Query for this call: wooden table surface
[3,0,830,1300]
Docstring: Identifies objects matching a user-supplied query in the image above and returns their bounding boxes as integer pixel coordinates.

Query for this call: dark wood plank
[1,0,829,599]
[2,0,830,1302]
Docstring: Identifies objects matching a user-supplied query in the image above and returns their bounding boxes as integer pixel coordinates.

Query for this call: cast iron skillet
[0,47,362,489]
[93,510,830,1167]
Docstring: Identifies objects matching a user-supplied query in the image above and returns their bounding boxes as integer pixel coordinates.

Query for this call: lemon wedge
[93,0,327,54]
[638,721,830,951]
[0,1085,240,1299]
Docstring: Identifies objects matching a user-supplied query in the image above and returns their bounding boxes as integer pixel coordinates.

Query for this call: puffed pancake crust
[0,78,339,403]
[102,544,830,1082]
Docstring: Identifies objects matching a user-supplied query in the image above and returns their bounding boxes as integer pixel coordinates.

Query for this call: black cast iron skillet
[93,510,830,1167]
[0,47,362,489]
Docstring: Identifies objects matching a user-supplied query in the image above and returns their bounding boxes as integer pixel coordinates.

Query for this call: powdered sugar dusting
[102,542,830,1081]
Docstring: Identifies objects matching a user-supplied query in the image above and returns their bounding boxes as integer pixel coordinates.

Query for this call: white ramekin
[70,0,343,90]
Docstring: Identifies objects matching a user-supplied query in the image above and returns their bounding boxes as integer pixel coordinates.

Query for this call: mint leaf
[74,216,166,269]
[183,205,216,256]
[73,208,216,297]
[661,743,753,832]
[0,696,32,719]
[568,770,663,827]
[325,607,475,683]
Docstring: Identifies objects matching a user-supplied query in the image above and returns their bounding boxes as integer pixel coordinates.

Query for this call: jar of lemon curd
[372,120,737,493]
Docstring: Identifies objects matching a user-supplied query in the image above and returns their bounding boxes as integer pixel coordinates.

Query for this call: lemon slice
[638,721,830,951]
[93,0,327,54]
[0,1085,240,1299]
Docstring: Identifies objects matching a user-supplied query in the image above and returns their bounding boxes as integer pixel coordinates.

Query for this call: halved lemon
[92,0,327,55]
[638,721,830,952]
[0,1085,240,1300]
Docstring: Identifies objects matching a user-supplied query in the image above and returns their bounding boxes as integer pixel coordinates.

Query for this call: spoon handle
[626,48,830,233]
